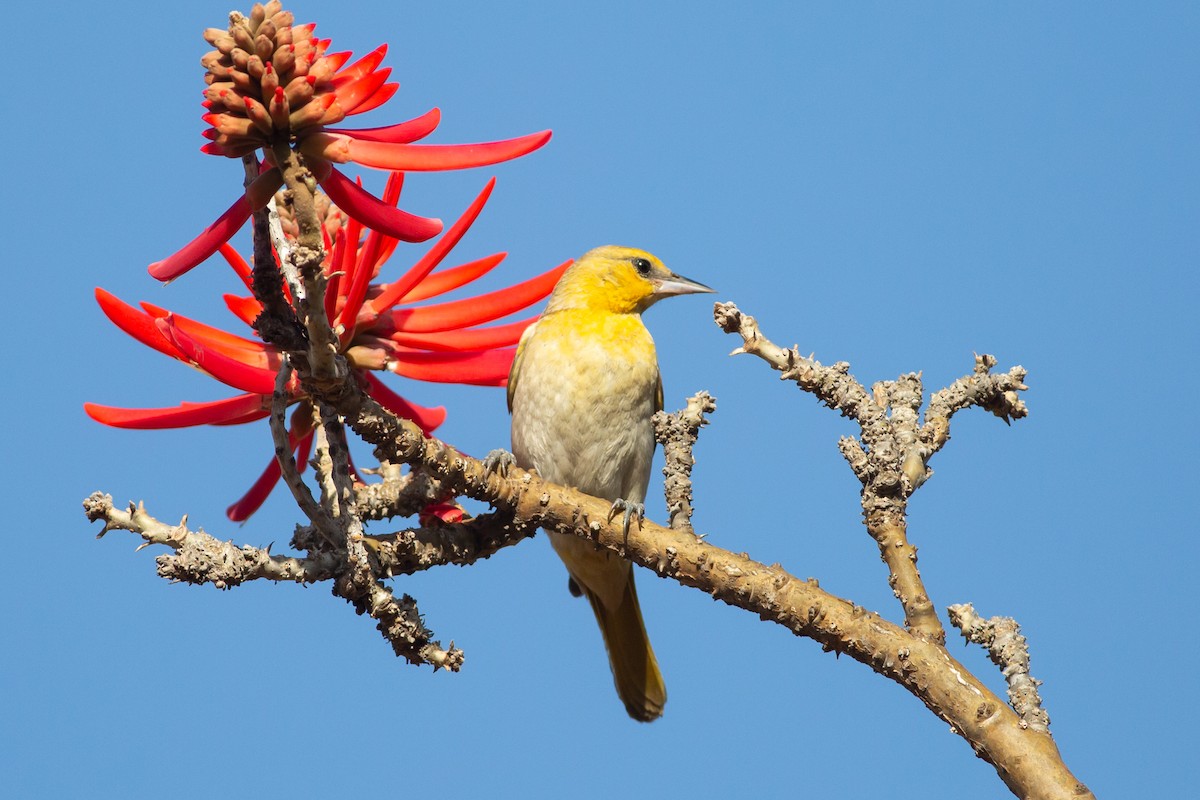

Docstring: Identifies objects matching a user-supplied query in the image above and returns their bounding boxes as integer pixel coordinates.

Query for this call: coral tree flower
[88,177,570,520]
[150,0,550,282]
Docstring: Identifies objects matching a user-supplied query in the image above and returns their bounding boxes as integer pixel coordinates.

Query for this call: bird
[505,245,714,721]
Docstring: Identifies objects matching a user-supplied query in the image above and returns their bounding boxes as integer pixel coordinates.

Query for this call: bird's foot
[608,498,645,550]
[482,449,515,477]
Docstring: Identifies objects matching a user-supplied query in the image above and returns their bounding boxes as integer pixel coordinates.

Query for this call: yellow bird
[506,245,714,721]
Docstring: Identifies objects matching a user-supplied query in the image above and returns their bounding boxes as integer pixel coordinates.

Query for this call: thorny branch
[240,149,461,669]
[84,491,532,583]
[653,390,716,531]
[269,361,333,539]
[714,301,947,643]
[84,492,338,587]
[950,603,1051,734]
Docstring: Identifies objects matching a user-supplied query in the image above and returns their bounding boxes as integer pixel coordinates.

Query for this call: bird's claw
[483,449,515,477]
[608,498,645,546]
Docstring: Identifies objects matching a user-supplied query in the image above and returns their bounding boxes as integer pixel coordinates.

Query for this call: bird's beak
[653,272,715,298]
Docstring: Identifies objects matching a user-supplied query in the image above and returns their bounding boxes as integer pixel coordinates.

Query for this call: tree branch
[949,603,1051,734]
[714,301,946,642]
[653,390,716,531]
[83,492,338,587]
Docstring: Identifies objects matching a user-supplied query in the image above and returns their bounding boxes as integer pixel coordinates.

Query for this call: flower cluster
[151,0,550,282]
[88,2,565,519]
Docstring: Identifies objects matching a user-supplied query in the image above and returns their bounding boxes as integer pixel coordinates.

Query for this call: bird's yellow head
[544,246,714,315]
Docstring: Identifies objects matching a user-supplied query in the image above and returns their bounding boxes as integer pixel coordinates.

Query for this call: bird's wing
[506,319,539,413]
[655,368,663,414]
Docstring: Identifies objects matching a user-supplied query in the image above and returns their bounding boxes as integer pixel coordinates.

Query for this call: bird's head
[544,245,714,315]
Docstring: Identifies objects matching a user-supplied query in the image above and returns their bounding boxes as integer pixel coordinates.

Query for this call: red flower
[150,0,550,282]
[88,176,570,520]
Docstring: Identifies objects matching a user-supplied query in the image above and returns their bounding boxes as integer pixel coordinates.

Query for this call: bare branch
[925,353,1030,456]
[713,302,874,422]
[653,391,716,531]
[266,195,304,303]
[949,603,1051,734]
[353,467,447,521]
[83,492,337,586]
[363,513,536,577]
[355,582,464,671]
[314,402,373,593]
[714,301,944,642]
[269,362,336,543]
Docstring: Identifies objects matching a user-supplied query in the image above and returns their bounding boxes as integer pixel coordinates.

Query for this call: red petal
[218,243,254,292]
[362,372,446,433]
[389,317,533,352]
[84,393,269,429]
[140,303,275,366]
[320,49,352,73]
[226,456,282,522]
[95,288,177,360]
[225,294,264,327]
[398,252,505,303]
[342,80,397,117]
[389,347,515,386]
[333,214,364,298]
[387,259,569,333]
[211,408,271,426]
[148,195,251,281]
[420,502,466,525]
[318,165,442,243]
[302,129,552,171]
[338,172,405,334]
[365,178,495,316]
[157,316,279,394]
[325,228,348,322]
[331,44,386,84]
[325,107,440,143]
[333,68,393,115]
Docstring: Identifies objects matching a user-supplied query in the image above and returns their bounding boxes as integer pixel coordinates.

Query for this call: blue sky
[3,2,1194,797]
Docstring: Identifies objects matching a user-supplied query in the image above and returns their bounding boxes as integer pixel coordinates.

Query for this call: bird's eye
[631,257,652,276]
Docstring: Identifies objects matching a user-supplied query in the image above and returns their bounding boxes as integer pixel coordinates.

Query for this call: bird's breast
[510,311,659,503]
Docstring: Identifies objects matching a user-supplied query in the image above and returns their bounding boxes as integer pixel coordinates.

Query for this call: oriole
[506,245,713,721]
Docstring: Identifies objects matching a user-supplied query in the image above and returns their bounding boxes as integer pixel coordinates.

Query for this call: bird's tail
[584,575,667,722]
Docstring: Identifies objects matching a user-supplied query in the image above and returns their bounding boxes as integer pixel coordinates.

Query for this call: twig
[266,196,304,303]
[83,492,337,586]
[363,512,536,577]
[357,582,464,671]
[713,302,874,422]
[268,361,338,546]
[314,401,373,593]
[653,391,716,531]
[353,466,447,521]
[925,354,1029,456]
[714,301,945,642]
[949,603,1051,734]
